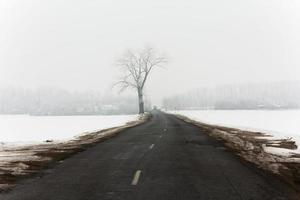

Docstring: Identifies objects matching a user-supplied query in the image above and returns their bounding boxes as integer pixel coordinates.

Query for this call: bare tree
[115,47,167,114]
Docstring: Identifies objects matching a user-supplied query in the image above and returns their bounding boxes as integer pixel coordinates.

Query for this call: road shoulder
[0,113,151,192]
[171,113,300,194]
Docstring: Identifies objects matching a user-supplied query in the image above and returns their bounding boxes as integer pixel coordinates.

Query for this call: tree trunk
[137,88,144,114]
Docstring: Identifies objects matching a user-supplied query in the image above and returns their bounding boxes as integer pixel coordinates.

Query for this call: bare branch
[114,46,167,112]
[114,46,167,113]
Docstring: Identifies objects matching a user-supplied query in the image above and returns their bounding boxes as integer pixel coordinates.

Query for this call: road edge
[170,113,300,194]
[0,113,152,192]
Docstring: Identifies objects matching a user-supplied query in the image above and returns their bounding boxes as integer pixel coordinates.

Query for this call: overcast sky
[0,0,300,104]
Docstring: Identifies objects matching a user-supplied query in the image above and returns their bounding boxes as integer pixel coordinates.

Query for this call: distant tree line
[163,82,300,110]
[0,87,151,115]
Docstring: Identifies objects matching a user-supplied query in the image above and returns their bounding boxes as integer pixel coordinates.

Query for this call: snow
[169,110,300,150]
[0,114,138,144]
[262,145,299,157]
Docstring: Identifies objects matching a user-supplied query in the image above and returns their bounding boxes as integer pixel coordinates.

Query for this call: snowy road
[0,111,298,200]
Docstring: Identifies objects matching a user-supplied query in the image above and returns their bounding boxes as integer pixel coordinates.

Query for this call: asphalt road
[1,111,298,200]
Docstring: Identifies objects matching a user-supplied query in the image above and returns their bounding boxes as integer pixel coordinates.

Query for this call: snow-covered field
[0,114,138,144]
[169,110,300,148]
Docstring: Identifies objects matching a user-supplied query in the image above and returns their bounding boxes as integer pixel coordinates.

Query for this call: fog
[1,0,300,106]
[0,87,152,115]
[163,82,300,110]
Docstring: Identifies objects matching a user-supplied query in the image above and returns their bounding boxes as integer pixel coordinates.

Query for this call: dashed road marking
[149,144,155,149]
[131,170,142,185]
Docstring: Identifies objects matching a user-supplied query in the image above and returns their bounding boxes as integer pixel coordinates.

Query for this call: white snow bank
[262,145,299,157]
[0,114,138,144]
[169,110,300,152]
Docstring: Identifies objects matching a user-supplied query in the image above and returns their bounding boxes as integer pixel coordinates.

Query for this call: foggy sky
[1,0,300,104]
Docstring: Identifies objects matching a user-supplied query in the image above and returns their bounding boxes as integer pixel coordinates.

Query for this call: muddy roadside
[173,113,300,192]
[0,113,151,192]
